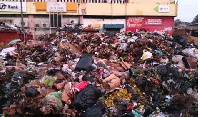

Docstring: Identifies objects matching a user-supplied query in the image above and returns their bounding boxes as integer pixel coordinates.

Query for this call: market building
[0,0,178,36]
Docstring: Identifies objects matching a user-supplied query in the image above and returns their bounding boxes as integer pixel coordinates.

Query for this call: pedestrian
[71,20,75,29]
[56,30,60,38]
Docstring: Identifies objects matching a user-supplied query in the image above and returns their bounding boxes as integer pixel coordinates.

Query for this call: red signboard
[126,16,174,35]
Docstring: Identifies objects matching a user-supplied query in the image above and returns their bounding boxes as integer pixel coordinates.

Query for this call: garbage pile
[0,31,198,117]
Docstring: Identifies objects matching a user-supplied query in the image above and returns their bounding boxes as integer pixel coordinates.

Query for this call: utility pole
[20,0,26,44]
[20,0,24,31]
[111,0,113,24]
[78,0,81,24]
[125,0,127,32]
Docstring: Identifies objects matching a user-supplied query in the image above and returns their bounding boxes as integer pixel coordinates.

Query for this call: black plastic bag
[72,85,102,110]
[173,35,187,47]
[75,54,94,72]
[85,103,105,117]
[147,42,157,50]
[82,74,95,82]
[166,64,181,79]
[179,82,191,93]
[25,86,40,97]
[156,65,168,76]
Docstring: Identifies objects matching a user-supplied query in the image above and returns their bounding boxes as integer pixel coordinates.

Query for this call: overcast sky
[175,0,198,22]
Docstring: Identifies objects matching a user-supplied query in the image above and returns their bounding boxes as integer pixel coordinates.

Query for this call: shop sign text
[0,2,26,12]
[145,19,163,25]
[47,2,66,12]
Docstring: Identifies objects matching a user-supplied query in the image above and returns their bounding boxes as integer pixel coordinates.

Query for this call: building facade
[0,0,178,36]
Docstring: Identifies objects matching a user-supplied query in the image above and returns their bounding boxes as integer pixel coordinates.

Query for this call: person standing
[56,30,60,38]
[71,20,75,29]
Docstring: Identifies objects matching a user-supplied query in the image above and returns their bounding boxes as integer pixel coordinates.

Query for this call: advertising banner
[126,17,174,35]
[126,17,144,28]
[47,2,66,12]
[145,18,163,25]
[0,2,26,12]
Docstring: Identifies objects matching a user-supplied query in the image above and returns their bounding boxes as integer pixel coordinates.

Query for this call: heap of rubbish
[0,31,198,117]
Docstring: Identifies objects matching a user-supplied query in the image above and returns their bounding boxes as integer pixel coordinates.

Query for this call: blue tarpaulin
[104,24,124,29]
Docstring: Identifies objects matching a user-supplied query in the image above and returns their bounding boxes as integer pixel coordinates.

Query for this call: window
[50,14,61,27]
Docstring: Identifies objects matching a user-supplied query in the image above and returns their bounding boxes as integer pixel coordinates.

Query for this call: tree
[191,15,198,24]
[174,19,182,26]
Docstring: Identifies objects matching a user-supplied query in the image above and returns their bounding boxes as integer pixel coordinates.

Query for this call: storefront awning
[104,24,124,29]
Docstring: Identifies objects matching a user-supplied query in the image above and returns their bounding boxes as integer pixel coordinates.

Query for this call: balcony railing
[0,0,26,2]
[0,0,175,4]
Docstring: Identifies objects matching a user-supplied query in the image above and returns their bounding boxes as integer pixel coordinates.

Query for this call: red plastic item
[127,105,133,110]
[73,81,89,92]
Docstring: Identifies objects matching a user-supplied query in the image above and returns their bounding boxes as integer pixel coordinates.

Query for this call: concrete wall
[0,2,178,17]
[83,18,126,32]
[0,0,174,3]
[85,3,177,16]
[0,16,79,35]
[0,0,177,35]
[128,0,175,4]
[33,17,79,35]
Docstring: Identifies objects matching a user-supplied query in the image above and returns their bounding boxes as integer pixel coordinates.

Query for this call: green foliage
[191,15,198,24]
[174,19,182,26]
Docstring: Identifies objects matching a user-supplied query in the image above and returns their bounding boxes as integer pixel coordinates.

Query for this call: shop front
[104,24,124,33]
[126,16,174,35]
